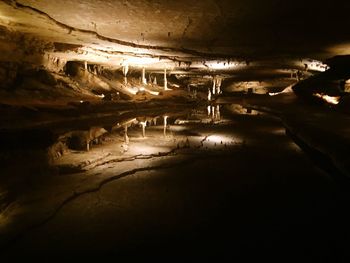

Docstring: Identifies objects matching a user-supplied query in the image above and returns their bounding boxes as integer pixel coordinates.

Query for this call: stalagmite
[163,116,168,137]
[153,76,157,85]
[207,105,211,116]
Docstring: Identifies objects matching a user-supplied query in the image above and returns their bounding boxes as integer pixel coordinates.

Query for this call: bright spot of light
[269,86,293,96]
[304,59,329,72]
[206,135,237,144]
[206,60,238,70]
[314,93,340,105]
[122,56,159,66]
[207,135,224,143]
[96,93,105,98]
[202,134,242,148]
[126,87,138,95]
[148,90,159,96]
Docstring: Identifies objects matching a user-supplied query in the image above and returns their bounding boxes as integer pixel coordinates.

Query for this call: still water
[0,103,347,260]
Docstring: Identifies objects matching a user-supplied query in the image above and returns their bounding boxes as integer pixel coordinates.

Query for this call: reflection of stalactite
[163,116,168,137]
[216,77,222,94]
[216,105,220,120]
[209,105,221,122]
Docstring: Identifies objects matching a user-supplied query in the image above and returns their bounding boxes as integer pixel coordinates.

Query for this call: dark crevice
[90,150,177,168]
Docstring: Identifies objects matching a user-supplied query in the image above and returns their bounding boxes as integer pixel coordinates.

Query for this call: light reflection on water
[0,102,294,183]
[50,103,272,155]
[223,104,264,116]
[0,102,306,236]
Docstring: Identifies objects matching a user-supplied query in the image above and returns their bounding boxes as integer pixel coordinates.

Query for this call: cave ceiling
[0,0,350,75]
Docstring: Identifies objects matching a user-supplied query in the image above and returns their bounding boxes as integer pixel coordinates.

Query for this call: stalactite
[124,125,129,144]
[164,68,168,90]
[212,77,216,95]
[122,64,128,76]
[142,67,146,85]
[140,121,146,137]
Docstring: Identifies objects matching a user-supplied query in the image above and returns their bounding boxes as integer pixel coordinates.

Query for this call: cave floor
[0,99,349,261]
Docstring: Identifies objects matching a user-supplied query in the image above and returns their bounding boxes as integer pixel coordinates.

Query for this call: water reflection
[45,103,270,158]
[0,102,283,180]
[224,104,263,115]
[44,104,225,157]
[163,116,168,137]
